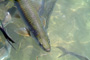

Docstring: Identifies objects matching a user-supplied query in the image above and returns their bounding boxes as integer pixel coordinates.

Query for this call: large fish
[13,0,51,52]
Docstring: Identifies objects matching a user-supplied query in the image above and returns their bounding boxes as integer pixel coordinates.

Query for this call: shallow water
[0,0,90,60]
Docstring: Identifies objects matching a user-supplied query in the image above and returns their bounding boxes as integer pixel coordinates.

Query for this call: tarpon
[13,0,51,52]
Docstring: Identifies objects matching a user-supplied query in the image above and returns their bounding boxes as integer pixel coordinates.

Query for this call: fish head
[36,33,51,52]
[15,27,51,52]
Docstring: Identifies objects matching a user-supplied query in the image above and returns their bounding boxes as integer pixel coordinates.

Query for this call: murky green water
[0,0,90,60]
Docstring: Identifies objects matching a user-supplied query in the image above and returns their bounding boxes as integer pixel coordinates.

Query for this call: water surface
[0,0,90,60]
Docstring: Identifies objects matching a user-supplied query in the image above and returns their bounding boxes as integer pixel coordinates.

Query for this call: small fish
[13,0,51,52]
[57,46,89,60]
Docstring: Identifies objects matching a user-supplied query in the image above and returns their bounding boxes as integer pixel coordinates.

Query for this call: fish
[39,0,57,29]
[57,46,89,60]
[0,6,16,59]
[13,0,51,52]
[0,11,15,49]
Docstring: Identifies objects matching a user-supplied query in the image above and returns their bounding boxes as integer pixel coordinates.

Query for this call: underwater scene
[0,0,90,60]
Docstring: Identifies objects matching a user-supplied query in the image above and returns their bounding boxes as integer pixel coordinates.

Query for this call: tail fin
[56,46,69,58]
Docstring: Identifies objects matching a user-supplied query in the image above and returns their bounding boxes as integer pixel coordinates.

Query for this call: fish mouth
[39,43,51,52]
[45,48,51,52]
[34,36,51,52]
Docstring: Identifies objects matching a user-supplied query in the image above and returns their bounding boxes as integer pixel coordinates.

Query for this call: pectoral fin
[2,11,13,27]
[15,28,30,37]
